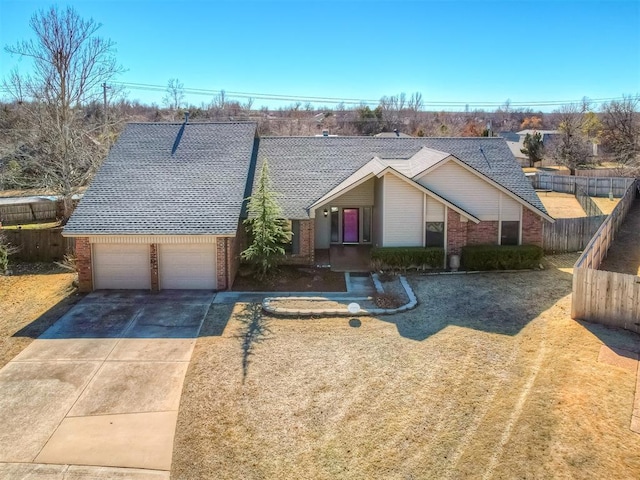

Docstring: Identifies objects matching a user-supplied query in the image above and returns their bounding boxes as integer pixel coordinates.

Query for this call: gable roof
[255,136,548,219]
[64,122,257,236]
[308,151,481,223]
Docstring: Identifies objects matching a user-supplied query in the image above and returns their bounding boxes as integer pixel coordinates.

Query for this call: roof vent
[322,129,329,137]
[394,129,399,137]
[184,111,190,124]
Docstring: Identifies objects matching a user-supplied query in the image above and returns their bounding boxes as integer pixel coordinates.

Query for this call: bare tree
[408,91,424,112]
[600,95,640,175]
[163,78,185,111]
[551,104,592,175]
[3,6,122,220]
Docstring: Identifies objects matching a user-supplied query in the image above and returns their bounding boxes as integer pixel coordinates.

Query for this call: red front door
[343,208,359,243]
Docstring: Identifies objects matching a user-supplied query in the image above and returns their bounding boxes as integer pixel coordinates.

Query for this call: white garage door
[159,243,217,289]
[93,243,151,289]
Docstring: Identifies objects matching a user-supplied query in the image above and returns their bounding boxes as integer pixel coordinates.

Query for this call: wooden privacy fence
[543,215,607,253]
[574,187,603,217]
[571,180,640,333]
[3,228,74,262]
[532,173,634,197]
[0,200,60,224]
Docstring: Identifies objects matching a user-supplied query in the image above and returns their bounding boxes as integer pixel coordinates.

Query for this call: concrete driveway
[0,290,213,479]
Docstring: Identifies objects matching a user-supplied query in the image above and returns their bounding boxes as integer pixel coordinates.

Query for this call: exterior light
[323,208,329,217]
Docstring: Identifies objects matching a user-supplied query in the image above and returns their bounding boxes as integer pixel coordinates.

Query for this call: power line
[1,81,636,110]
[109,81,634,109]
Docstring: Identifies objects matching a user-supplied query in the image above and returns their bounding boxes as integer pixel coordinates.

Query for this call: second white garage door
[159,243,217,289]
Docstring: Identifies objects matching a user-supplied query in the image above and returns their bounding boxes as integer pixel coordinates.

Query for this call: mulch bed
[232,265,347,292]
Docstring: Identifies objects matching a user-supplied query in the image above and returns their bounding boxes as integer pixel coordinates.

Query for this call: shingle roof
[256,136,548,219]
[64,122,257,236]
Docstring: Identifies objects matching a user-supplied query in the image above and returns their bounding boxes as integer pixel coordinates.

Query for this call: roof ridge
[259,135,506,140]
[126,121,258,125]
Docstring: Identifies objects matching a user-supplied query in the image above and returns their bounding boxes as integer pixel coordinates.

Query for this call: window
[330,207,339,243]
[425,222,444,247]
[283,220,300,254]
[501,221,520,245]
[362,207,372,243]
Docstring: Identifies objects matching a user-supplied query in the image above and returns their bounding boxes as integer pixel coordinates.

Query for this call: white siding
[314,213,331,249]
[500,193,521,221]
[330,178,374,207]
[383,174,424,247]
[417,161,500,220]
[93,243,151,290]
[425,196,445,222]
[373,176,384,246]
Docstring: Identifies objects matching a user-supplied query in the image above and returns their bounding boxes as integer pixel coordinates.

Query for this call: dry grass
[591,196,620,215]
[537,191,587,218]
[1,221,61,230]
[172,256,640,479]
[0,263,79,368]
[536,189,621,218]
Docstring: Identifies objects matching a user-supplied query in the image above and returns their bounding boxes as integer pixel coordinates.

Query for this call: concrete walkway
[0,290,212,479]
[214,272,376,304]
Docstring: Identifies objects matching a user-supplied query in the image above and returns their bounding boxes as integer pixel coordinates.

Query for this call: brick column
[522,208,544,247]
[75,237,93,292]
[446,209,468,256]
[216,238,229,290]
[299,219,315,265]
[150,244,159,292]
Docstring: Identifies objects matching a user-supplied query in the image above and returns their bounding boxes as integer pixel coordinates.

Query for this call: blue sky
[1,0,639,111]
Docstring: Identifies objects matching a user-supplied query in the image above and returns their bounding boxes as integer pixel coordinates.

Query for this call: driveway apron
[0,290,212,477]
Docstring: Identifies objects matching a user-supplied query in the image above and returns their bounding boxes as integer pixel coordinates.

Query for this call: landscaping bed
[262,274,412,316]
[232,265,346,292]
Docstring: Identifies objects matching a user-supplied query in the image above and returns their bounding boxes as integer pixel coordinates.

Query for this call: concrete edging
[262,275,417,317]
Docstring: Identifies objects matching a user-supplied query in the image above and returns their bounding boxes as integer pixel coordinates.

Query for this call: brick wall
[216,238,230,290]
[75,237,92,292]
[280,219,315,265]
[446,209,468,256]
[150,244,159,292]
[522,208,544,247]
[229,225,246,290]
[467,220,499,246]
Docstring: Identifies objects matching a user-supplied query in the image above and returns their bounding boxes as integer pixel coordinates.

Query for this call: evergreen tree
[241,160,290,279]
[521,132,544,167]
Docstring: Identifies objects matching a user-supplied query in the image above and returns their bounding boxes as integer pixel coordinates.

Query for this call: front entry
[342,208,359,243]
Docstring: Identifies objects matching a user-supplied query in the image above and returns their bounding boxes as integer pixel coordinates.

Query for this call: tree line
[1,6,638,222]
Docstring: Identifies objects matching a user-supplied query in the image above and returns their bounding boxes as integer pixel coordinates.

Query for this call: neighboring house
[503,129,561,166]
[63,121,553,292]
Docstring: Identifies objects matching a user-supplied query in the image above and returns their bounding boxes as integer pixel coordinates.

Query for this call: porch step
[345,273,376,296]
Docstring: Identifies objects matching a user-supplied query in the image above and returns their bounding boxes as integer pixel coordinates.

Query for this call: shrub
[0,232,19,273]
[373,292,404,309]
[461,245,543,271]
[371,247,444,271]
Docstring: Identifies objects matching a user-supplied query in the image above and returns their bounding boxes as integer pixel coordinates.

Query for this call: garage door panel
[159,243,216,290]
[93,244,151,290]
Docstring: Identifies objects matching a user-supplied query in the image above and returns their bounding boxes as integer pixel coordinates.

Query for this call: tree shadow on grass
[235,302,271,383]
[383,268,575,341]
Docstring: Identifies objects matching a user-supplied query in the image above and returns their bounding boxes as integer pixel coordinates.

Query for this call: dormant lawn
[172,256,640,480]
